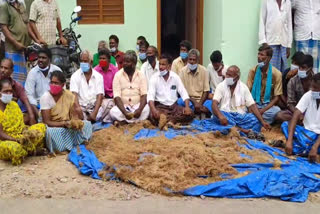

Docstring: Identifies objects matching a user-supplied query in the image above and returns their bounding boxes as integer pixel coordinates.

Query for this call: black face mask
[147,55,156,64]
[124,65,135,74]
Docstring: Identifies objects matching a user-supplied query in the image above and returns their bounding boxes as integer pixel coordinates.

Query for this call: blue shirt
[25,64,62,106]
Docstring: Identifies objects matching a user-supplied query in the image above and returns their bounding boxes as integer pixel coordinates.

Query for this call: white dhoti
[96,99,115,123]
[110,104,150,123]
[81,99,115,122]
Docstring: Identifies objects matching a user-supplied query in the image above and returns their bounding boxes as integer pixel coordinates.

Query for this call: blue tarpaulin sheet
[68,118,320,202]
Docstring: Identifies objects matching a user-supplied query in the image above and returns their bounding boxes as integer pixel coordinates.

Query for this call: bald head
[0,59,14,79]
[226,65,240,78]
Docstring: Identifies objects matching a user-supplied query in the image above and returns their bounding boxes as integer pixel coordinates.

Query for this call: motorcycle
[50,6,82,78]
[26,6,83,79]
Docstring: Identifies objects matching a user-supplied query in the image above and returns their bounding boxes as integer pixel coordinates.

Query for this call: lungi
[296,39,320,73]
[149,102,194,125]
[5,51,28,86]
[270,45,288,73]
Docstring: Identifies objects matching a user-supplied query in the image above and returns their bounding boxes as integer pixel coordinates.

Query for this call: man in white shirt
[70,50,104,122]
[207,50,227,95]
[283,73,320,162]
[259,0,292,72]
[25,47,62,112]
[212,66,270,135]
[292,0,320,73]
[140,45,159,84]
[148,55,193,126]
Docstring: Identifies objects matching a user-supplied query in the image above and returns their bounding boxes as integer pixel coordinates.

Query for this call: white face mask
[110,47,117,53]
[188,63,198,71]
[258,62,265,68]
[291,64,299,71]
[7,0,16,4]
[298,69,308,79]
[311,91,320,100]
[160,70,168,77]
[225,77,235,86]
[1,93,13,104]
[39,65,49,72]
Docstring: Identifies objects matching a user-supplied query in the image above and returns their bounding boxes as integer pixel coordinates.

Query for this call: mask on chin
[160,70,168,77]
[291,64,299,71]
[257,62,265,68]
[39,66,49,73]
[311,91,320,100]
[7,0,16,4]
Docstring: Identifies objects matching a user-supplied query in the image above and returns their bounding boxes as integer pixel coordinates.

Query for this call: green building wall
[203,0,262,81]
[57,0,158,55]
[58,0,265,80]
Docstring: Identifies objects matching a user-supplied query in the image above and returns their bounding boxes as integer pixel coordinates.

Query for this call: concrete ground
[1,198,320,214]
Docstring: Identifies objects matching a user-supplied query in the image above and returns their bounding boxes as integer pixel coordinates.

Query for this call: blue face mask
[80,62,91,73]
[139,53,147,61]
[311,91,320,100]
[180,52,188,60]
[298,69,308,79]
[188,63,198,71]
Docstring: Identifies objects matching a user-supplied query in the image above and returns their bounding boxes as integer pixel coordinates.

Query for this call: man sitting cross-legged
[110,50,150,124]
[179,49,211,119]
[212,65,271,135]
[283,73,320,162]
[148,54,194,126]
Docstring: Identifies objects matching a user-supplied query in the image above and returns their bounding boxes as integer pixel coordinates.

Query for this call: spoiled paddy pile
[88,124,274,195]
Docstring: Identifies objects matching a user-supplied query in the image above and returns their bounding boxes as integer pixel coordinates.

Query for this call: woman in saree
[0,79,46,165]
[40,71,92,154]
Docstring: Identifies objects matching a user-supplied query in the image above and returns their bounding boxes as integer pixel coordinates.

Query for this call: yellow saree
[0,101,46,165]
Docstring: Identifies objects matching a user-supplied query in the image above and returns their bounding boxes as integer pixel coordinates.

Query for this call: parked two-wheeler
[25,6,83,79]
[50,6,83,78]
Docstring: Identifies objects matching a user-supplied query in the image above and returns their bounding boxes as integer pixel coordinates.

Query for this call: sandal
[247,130,256,139]
[256,133,265,142]
[270,140,285,148]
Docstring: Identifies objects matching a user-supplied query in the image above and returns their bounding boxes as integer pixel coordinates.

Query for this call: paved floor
[1,198,320,214]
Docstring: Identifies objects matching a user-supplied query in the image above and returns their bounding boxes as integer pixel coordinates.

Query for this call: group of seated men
[1,39,320,163]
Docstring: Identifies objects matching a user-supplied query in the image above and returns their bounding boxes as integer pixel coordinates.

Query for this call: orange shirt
[113,69,147,105]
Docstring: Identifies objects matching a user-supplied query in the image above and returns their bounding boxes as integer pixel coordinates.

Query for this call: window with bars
[76,0,124,24]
